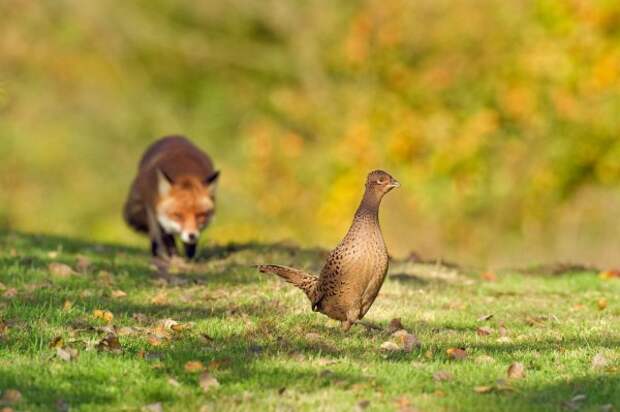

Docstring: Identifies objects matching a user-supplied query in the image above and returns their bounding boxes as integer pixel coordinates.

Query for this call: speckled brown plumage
[257,170,400,331]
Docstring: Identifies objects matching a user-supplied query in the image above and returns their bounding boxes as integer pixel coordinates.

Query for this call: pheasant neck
[354,188,382,222]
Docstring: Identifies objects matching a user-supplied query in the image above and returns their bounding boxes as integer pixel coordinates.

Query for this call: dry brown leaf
[433,370,453,382]
[93,309,114,323]
[2,288,17,298]
[477,314,494,322]
[199,372,220,392]
[474,385,494,394]
[507,362,526,379]
[597,298,608,311]
[97,334,121,353]
[446,348,467,360]
[357,400,371,411]
[62,300,73,311]
[1,389,22,404]
[476,327,493,336]
[111,290,127,299]
[49,263,74,278]
[184,360,205,373]
[56,347,78,362]
[391,330,419,352]
[144,402,164,412]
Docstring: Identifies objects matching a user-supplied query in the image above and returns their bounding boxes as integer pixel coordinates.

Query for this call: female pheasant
[257,170,400,331]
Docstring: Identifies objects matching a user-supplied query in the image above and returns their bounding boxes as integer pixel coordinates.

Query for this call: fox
[123,136,220,259]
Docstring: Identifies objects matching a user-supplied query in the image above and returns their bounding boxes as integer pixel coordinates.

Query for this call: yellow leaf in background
[62,300,73,311]
[93,309,114,322]
[597,298,608,311]
[184,361,205,373]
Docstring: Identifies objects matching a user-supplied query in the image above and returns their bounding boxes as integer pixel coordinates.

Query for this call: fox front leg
[183,242,197,259]
[147,209,169,259]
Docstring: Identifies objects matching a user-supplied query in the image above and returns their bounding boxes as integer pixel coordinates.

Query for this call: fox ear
[204,170,220,194]
[157,169,173,197]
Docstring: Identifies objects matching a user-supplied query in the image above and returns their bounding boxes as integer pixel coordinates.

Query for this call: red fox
[123,136,219,259]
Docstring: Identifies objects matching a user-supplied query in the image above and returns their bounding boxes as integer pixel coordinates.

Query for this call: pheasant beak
[387,179,400,189]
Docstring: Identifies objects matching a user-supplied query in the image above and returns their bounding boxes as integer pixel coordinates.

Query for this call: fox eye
[172,213,184,221]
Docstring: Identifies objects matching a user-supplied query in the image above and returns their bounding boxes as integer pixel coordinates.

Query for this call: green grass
[0,231,619,412]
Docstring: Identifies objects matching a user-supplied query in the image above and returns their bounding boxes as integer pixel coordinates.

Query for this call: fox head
[155,169,219,244]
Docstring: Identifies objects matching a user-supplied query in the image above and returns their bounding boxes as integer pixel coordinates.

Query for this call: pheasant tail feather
[256,264,320,303]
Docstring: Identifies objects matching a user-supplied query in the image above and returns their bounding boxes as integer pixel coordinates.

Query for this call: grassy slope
[0,232,618,412]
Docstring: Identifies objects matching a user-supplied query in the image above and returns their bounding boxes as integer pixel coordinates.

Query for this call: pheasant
[257,170,400,331]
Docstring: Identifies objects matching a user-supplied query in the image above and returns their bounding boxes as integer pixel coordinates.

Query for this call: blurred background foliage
[1,0,619,266]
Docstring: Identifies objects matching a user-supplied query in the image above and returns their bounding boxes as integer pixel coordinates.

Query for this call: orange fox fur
[123,136,219,258]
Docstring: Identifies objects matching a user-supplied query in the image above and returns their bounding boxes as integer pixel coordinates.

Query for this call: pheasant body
[257,170,399,331]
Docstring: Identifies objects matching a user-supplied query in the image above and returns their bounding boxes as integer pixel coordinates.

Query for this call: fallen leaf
[476,327,493,336]
[433,370,453,382]
[184,360,205,373]
[474,385,494,394]
[151,292,168,305]
[357,400,370,411]
[507,362,526,379]
[591,353,609,369]
[2,288,17,298]
[56,347,78,362]
[1,389,21,404]
[48,263,74,278]
[597,298,608,311]
[93,309,114,323]
[380,341,401,352]
[387,318,404,333]
[599,270,620,280]
[477,314,494,322]
[199,333,214,344]
[447,348,467,360]
[97,334,121,353]
[144,402,164,412]
[62,300,73,311]
[498,325,508,337]
[199,372,220,392]
[481,272,497,282]
[111,290,127,299]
